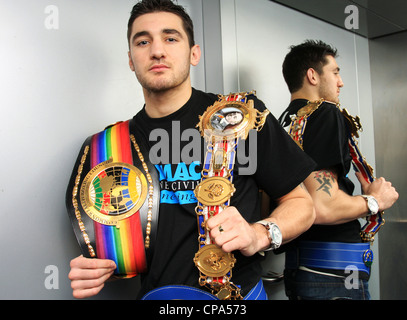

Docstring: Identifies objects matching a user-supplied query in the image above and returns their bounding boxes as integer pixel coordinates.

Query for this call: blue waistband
[285,241,373,275]
[141,280,267,300]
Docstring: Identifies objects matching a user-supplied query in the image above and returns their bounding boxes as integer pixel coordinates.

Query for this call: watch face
[368,197,379,214]
[271,224,282,246]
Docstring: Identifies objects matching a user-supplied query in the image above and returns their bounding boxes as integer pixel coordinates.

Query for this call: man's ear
[190,44,201,66]
[128,51,135,72]
[306,68,319,86]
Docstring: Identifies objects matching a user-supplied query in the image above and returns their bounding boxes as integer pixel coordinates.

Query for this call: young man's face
[317,55,344,104]
[128,11,200,93]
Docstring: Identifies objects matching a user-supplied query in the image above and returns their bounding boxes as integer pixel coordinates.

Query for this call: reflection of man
[68,0,316,300]
[278,40,398,300]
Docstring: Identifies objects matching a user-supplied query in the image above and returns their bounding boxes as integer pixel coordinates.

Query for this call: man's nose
[150,40,166,59]
[338,76,344,87]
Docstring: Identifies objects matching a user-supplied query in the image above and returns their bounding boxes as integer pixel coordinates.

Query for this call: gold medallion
[197,98,269,141]
[194,177,235,206]
[193,244,236,278]
[198,100,250,138]
[80,158,148,228]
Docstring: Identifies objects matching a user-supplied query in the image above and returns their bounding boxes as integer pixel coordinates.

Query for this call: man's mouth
[149,64,169,72]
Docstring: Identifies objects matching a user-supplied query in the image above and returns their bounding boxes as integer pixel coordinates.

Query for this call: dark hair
[127,0,195,48]
[282,40,338,93]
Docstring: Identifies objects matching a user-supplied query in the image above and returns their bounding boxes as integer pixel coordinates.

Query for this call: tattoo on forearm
[314,171,335,196]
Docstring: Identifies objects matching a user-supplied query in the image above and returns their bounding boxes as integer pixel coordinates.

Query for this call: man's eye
[137,40,149,46]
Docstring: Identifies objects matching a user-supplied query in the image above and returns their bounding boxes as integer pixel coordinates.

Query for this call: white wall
[0,0,140,299]
[220,0,379,299]
[0,0,206,299]
[0,0,380,300]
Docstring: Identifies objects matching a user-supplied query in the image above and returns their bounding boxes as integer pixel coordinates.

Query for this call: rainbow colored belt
[90,121,146,277]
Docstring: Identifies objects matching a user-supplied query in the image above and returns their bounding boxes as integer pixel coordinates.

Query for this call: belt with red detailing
[288,99,385,244]
[194,91,269,299]
[340,108,385,243]
[288,99,323,149]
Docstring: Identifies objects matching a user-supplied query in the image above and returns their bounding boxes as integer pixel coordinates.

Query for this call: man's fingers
[72,282,106,299]
[69,265,115,281]
[70,255,116,271]
[70,270,114,289]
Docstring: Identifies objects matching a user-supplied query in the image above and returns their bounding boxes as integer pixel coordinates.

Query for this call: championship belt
[287,99,385,244]
[339,107,385,243]
[66,119,160,277]
[193,91,269,299]
[288,99,324,149]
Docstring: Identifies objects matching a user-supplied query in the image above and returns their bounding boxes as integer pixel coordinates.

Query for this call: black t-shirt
[133,90,316,298]
[279,99,362,244]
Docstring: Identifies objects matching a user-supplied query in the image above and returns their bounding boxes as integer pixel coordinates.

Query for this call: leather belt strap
[141,279,267,300]
[285,241,373,275]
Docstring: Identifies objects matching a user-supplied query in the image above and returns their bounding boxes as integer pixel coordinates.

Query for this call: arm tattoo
[313,170,336,196]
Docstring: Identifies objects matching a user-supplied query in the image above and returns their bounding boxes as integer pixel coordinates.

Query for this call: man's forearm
[265,185,315,244]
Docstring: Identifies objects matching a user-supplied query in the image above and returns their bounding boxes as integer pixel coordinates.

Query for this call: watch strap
[361,195,379,215]
[255,220,281,251]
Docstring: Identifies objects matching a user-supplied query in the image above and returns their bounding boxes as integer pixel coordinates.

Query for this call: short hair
[282,40,338,93]
[127,0,195,48]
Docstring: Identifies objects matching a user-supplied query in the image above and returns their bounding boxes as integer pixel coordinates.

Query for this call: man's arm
[304,169,399,225]
[207,184,315,256]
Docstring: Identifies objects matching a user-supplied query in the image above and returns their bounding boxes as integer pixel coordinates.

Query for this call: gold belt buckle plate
[80,158,148,228]
[193,244,236,278]
[194,177,235,206]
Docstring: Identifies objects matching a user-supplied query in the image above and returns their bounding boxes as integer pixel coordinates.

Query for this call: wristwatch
[361,195,379,215]
[255,220,282,251]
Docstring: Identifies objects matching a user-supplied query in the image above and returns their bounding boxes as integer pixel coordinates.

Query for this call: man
[67,0,316,300]
[278,40,399,300]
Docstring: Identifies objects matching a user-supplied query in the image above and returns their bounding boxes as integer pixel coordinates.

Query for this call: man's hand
[68,255,116,299]
[206,206,270,257]
[356,172,399,211]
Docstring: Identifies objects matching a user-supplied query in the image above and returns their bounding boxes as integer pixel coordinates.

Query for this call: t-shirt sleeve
[302,104,351,176]
[249,97,316,200]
